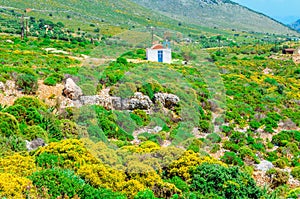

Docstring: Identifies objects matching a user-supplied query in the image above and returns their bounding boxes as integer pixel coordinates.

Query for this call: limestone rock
[153,126,163,133]
[25,138,46,151]
[126,92,153,110]
[63,78,83,100]
[6,39,13,44]
[61,90,153,110]
[154,93,180,108]
[255,160,274,172]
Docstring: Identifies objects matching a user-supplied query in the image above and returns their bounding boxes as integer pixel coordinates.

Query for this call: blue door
[158,50,163,62]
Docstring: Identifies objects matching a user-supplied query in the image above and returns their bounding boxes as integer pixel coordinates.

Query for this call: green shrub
[199,120,211,133]
[14,97,46,110]
[190,163,264,199]
[39,113,63,141]
[229,131,246,144]
[251,141,265,152]
[264,78,277,85]
[287,188,300,199]
[264,125,274,133]
[112,82,136,98]
[266,168,289,189]
[80,83,97,95]
[44,73,63,86]
[223,141,239,152]
[185,139,204,153]
[238,146,259,163]
[5,106,43,126]
[36,152,64,169]
[210,143,220,153]
[206,133,221,143]
[30,169,126,199]
[93,106,133,141]
[272,158,287,169]
[220,125,233,135]
[43,76,56,86]
[221,151,244,166]
[249,120,261,130]
[0,135,26,156]
[60,119,85,139]
[134,189,157,199]
[23,125,48,141]
[272,132,291,146]
[291,166,300,181]
[282,142,299,155]
[16,73,38,94]
[166,176,189,193]
[130,113,143,126]
[262,117,278,129]
[266,151,279,162]
[266,141,274,149]
[137,132,162,145]
[131,109,150,126]
[138,80,164,100]
[3,105,27,123]
[0,112,20,137]
[116,57,128,65]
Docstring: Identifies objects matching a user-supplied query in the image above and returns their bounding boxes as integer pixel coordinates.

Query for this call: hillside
[131,0,297,35]
[0,1,299,198]
[290,19,300,32]
[0,31,299,198]
[0,0,298,38]
[0,0,223,37]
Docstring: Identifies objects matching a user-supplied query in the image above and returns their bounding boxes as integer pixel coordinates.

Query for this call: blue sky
[231,0,300,24]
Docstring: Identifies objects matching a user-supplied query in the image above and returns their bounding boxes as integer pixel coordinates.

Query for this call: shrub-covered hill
[0,32,299,198]
[0,0,299,39]
[131,0,297,35]
[0,0,224,39]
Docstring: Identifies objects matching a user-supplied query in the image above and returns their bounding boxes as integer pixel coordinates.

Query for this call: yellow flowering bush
[126,161,161,187]
[120,141,160,154]
[121,179,145,199]
[0,153,36,176]
[77,163,126,191]
[167,150,227,180]
[81,138,121,166]
[35,139,99,169]
[0,173,38,198]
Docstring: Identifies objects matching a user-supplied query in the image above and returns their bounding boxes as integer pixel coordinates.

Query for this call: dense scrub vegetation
[0,27,299,199]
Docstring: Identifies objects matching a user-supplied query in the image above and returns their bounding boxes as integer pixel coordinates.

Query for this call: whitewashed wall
[146,48,172,63]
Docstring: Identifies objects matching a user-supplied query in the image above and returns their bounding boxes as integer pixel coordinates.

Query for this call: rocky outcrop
[126,92,153,110]
[62,83,179,111]
[25,138,46,151]
[255,160,274,172]
[63,78,83,100]
[154,93,180,108]
[79,92,153,110]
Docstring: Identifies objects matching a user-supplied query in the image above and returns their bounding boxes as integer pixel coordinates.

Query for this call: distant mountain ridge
[130,0,296,34]
[0,0,297,36]
[290,19,300,32]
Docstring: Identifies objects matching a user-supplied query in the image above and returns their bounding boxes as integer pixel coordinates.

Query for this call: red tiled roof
[284,48,295,52]
[151,44,164,50]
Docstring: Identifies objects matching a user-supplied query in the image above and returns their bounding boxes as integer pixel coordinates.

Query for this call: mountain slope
[0,0,223,37]
[0,0,297,36]
[130,0,296,34]
[290,19,300,32]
